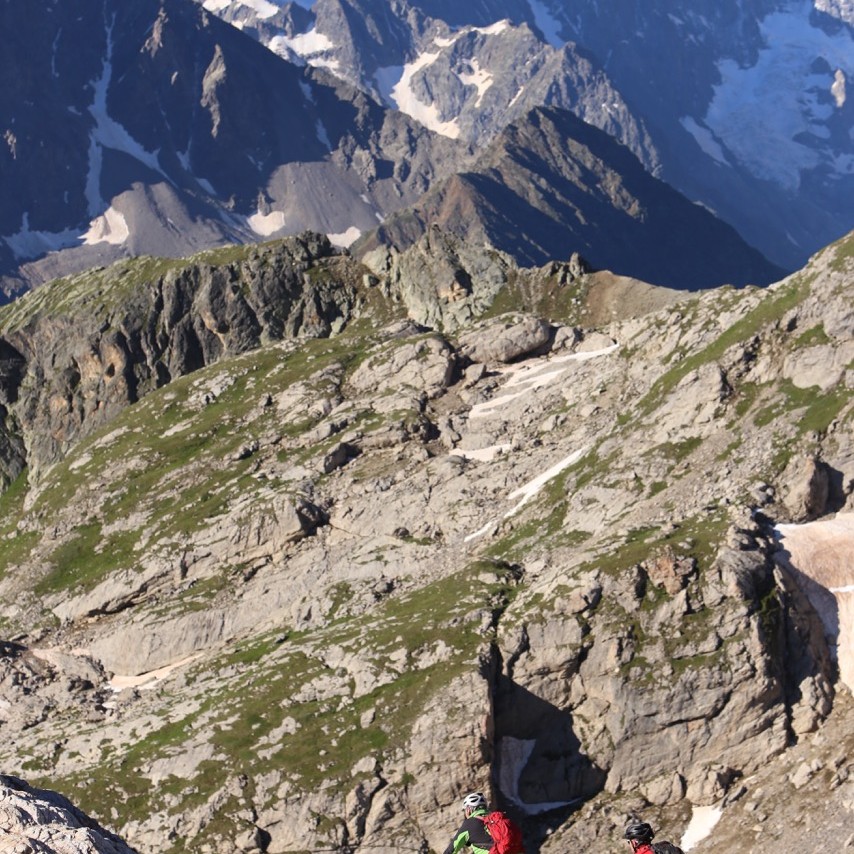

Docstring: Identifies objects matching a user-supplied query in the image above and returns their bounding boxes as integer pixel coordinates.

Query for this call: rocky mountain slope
[201,0,854,271]
[357,106,784,288]
[0,229,851,852]
[0,0,460,296]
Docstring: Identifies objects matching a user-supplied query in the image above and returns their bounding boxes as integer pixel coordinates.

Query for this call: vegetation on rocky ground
[0,231,851,853]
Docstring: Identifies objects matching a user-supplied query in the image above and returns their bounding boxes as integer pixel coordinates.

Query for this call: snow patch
[248,210,286,236]
[202,0,231,11]
[316,119,331,150]
[475,20,511,36]
[505,447,587,517]
[701,2,854,190]
[831,68,847,107]
[375,21,518,131]
[3,214,81,261]
[508,86,526,108]
[774,514,854,692]
[679,116,729,165]
[497,737,580,814]
[462,344,618,542]
[299,80,315,104]
[327,227,361,247]
[469,345,619,419]
[109,654,202,693]
[387,49,461,139]
[81,207,129,246]
[459,59,494,107]
[236,0,280,19]
[305,55,341,72]
[681,804,723,851]
[83,16,169,222]
[270,25,340,72]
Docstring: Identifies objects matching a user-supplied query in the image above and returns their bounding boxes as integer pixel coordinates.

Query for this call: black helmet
[625,822,655,843]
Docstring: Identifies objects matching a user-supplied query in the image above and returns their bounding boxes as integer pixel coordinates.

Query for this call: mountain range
[0,0,459,296]
[198,0,854,270]
[1,3,853,852]
[5,0,850,299]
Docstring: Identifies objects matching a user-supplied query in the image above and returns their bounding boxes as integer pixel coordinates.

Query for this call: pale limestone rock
[781,456,830,521]
[348,335,455,400]
[0,776,136,853]
[641,772,686,806]
[458,315,552,364]
[783,342,854,391]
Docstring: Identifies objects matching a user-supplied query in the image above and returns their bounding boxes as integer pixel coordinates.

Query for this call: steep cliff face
[0,232,851,853]
[0,233,372,484]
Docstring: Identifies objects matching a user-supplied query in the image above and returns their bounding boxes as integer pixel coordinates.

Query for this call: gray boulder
[0,775,137,853]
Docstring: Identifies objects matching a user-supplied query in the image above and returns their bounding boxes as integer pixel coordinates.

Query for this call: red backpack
[480,810,524,854]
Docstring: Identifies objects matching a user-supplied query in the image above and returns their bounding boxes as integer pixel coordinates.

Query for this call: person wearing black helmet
[442,792,494,854]
[624,820,685,854]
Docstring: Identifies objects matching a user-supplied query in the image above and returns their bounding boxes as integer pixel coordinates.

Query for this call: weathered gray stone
[0,776,137,853]
[0,230,852,854]
[458,315,553,364]
[781,456,831,521]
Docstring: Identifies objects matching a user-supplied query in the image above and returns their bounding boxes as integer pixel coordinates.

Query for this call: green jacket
[442,808,493,854]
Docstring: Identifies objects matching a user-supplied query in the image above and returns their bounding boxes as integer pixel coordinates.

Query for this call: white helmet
[462,792,487,812]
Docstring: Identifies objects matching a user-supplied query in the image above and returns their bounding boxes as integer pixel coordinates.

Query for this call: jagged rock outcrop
[781,456,832,521]
[0,776,136,853]
[0,234,367,484]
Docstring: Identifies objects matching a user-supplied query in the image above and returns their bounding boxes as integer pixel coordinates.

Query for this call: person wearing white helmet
[441,792,493,854]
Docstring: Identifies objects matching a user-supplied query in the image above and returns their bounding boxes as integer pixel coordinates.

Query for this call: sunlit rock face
[0,231,851,853]
[0,776,138,853]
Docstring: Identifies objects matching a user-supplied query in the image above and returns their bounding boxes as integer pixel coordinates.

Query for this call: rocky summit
[0,229,852,853]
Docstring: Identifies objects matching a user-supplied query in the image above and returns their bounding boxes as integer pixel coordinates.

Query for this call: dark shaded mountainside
[1,0,786,301]
[0,0,460,296]
[0,229,852,853]
[356,107,785,288]
[206,0,854,272]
